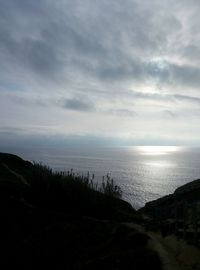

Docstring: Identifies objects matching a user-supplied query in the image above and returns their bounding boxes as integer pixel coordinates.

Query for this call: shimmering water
[6,146,200,209]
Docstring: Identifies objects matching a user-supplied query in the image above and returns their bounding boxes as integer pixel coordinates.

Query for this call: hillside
[0,152,162,269]
[140,178,200,246]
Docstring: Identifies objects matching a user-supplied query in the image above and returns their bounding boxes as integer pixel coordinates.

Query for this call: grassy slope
[0,153,162,269]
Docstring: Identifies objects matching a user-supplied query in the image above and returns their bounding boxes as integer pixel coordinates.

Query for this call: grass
[0,154,136,220]
[31,162,122,198]
[0,153,162,269]
[24,162,133,221]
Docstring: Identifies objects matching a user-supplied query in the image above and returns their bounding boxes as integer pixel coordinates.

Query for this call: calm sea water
[4,146,200,209]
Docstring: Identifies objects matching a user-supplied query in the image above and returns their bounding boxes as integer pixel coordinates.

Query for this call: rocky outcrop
[175,178,200,196]
[140,178,200,246]
[140,178,200,217]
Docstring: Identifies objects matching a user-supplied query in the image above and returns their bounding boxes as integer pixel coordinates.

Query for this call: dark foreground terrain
[0,153,162,269]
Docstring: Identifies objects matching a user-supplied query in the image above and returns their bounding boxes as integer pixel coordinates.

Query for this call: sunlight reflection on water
[145,161,176,168]
[137,146,180,156]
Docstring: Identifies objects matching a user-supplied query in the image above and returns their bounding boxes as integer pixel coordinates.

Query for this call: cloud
[1,0,200,144]
[0,0,196,91]
[108,109,137,118]
[0,126,26,135]
[170,64,200,89]
[174,94,200,104]
[62,98,94,112]
[163,110,176,118]
[0,0,184,86]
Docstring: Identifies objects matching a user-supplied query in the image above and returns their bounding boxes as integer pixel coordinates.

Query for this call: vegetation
[30,163,122,199]
[0,153,162,269]
[22,161,133,221]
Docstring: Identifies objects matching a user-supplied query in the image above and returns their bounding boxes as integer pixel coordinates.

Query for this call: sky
[1,0,200,148]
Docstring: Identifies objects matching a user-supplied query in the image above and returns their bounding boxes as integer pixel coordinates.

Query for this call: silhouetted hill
[140,178,200,217]
[0,152,137,220]
[0,152,162,269]
[140,178,200,246]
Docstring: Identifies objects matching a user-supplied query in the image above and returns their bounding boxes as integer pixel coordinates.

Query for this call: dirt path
[124,223,200,270]
[148,231,181,270]
[2,163,28,185]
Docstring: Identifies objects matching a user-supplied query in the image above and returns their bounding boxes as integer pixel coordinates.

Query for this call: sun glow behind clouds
[138,146,179,156]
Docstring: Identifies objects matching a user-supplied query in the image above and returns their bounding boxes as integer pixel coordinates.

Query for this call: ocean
[4,146,200,209]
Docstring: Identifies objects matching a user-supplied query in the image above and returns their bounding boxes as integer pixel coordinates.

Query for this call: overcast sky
[1,0,200,147]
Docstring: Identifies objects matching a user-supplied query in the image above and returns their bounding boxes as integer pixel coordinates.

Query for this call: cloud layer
[0,0,200,145]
